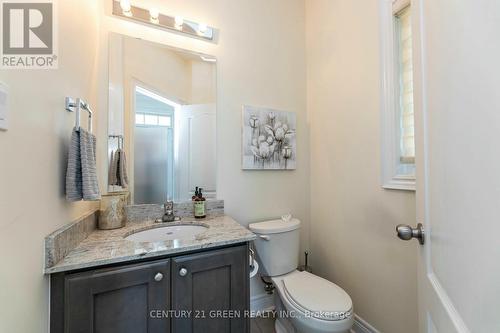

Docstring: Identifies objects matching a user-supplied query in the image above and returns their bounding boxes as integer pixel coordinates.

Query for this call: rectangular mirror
[107,32,217,204]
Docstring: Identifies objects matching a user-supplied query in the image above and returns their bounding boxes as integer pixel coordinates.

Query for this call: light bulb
[120,0,132,16]
[149,7,159,23]
[198,23,207,34]
[174,16,184,30]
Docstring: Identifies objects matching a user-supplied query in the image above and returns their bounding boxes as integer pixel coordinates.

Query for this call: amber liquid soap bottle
[194,187,206,219]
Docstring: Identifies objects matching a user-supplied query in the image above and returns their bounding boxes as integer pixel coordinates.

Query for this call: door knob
[154,273,164,282]
[396,223,425,245]
[179,268,188,277]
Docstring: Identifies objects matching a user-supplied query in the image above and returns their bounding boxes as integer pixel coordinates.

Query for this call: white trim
[250,293,275,316]
[382,174,416,191]
[351,314,381,333]
[427,274,471,333]
[392,0,411,14]
[379,0,416,191]
[135,85,182,110]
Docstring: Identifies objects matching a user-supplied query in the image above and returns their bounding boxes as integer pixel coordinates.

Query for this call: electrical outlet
[0,82,7,131]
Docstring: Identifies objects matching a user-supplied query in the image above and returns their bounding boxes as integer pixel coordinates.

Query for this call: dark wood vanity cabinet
[172,245,248,333]
[50,244,249,333]
[62,260,171,333]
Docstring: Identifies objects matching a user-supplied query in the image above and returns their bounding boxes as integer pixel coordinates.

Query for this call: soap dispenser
[193,187,206,219]
[192,187,199,201]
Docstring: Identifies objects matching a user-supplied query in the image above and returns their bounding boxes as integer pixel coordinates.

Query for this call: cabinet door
[64,259,170,333]
[172,245,249,333]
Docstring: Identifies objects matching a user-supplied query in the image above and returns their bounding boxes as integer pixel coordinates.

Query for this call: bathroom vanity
[50,244,249,333]
[46,212,256,333]
[44,28,254,332]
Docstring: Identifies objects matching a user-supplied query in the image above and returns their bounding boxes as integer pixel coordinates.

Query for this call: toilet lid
[249,218,301,234]
[283,271,353,321]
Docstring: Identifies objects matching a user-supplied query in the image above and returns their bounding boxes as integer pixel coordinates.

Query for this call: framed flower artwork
[242,105,296,170]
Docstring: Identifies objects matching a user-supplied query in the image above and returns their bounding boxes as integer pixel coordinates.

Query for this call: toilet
[249,218,354,333]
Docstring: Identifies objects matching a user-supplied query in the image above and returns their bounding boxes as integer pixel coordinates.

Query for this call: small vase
[98,193,128,230]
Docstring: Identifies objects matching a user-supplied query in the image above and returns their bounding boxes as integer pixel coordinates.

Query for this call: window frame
[135,112,173,128]
[379,0,416,191]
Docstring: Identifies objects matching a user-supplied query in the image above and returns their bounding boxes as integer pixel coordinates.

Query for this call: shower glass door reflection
[133,87,175,204]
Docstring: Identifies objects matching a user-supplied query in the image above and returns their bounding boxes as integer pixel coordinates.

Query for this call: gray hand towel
[112,148,122,186]
[114,148,122,186]
[66,129,83,201]
[65,127,101,201]
[108,150,117,186]
[79,128,101,200]
[118,149,129,188]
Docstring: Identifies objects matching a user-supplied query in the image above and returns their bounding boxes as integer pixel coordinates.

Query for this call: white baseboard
[250,293,275,315]
[351,314,381,333]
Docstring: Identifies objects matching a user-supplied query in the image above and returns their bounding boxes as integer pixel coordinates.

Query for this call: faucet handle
[164,200,174,212]
[161,200,176,223]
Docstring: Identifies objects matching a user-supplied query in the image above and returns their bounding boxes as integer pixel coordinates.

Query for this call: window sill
[382,177,416,191]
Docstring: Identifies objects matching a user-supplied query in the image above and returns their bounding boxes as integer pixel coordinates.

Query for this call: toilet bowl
[249,218,354,333]
[272,270,353,333]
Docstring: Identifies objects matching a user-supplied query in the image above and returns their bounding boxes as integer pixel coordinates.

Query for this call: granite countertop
[45,215,256,274]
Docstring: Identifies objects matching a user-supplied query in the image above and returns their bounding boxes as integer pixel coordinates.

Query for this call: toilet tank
[249,218,301,277]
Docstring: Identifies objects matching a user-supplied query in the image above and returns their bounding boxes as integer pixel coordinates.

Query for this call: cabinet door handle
[179,268,188,277]
[154,273,164,282]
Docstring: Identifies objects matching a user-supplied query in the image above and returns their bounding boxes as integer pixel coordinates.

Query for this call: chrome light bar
[112,1,216,43]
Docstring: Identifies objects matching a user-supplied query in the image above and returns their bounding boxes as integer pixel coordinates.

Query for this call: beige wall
[122,37,193,103]
[0,0,100,332]
[190,61,216,104]
[306,1,418,332]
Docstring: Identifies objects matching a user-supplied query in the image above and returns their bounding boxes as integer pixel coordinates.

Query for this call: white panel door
[177,104,216,201]
[411,0,500,332]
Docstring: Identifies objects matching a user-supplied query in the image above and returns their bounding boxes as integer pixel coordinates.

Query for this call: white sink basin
[125,224,208,242]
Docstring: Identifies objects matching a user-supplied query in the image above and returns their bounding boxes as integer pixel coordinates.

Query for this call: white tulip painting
[242,106,296,170]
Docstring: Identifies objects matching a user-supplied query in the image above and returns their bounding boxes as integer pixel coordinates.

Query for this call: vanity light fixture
[198,23,207,35]
[174,16,184,30]
[111,1,216,42]
[119,0,132,17]
[149,7,160,24]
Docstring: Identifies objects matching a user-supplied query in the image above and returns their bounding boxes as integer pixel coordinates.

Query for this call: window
[135,113,145,125]
[158,115,172,127]
[380,0,416,190]
[135,112,172,127]
[395,6,415,165]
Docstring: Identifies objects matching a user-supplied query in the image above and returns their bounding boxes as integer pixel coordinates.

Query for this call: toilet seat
[272,271,355,333]
[282,271,353,321]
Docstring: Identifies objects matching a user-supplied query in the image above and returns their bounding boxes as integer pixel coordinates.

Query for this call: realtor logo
[1,1,57,69]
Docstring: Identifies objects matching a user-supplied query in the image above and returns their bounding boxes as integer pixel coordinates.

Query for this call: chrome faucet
[161,200,176,222]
